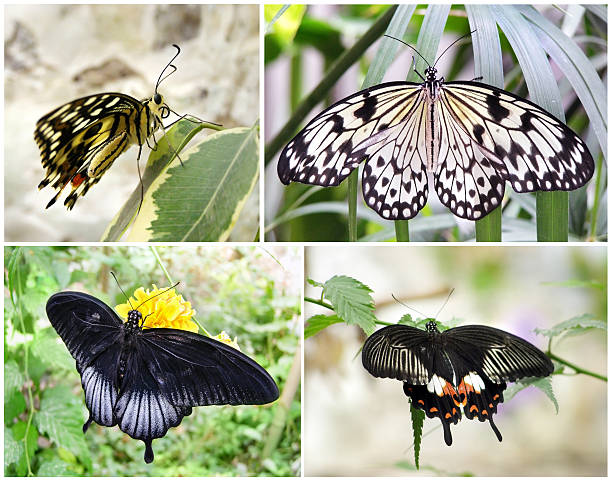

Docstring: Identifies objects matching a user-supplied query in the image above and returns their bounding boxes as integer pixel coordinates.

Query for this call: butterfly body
[279,65,594,220]
[362,320,553,445]
[36,91,169,209]
[47,291,279,463]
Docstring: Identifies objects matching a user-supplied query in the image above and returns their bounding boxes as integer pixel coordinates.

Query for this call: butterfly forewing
[278,82,422,188]
[46,292,124,365]
[140,329,280,407]
[442,325,554,383]
[362,324,433,384]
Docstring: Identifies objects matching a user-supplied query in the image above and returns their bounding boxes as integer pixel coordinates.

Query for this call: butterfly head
[424,66,439,83]
[126,309,144,331]
[425,320,440,333]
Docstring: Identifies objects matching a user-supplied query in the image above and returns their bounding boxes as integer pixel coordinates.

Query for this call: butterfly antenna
[383,34,432,68]
[432,30,476,68]
[134,281,181,312]
[110,271,134,309]
[391,293,428,318]
[434,288,455,319]
[155,44,181,95]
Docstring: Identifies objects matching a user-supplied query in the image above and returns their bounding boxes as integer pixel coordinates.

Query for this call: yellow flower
[213,331,241,351]
[115,285,198,332]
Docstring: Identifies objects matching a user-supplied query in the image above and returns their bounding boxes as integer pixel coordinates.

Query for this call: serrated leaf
[34,385,86,456]
[322,275,377,335]
[4,361,24,399]
[535,314,606,340]
[126,125,259,241]
[398,313,413,325]
[304,314,343,338]
[504,376,558,413]
[410,403,424,470]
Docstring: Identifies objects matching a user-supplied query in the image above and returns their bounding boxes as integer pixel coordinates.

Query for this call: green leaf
[534,314,606,340]
[322,275,377,335]
[101,118,208,241]
[12,421,38,476]
[410,403,424,470]
[542,280,606,290]
[398,313,413,325]
[304,314,344,338]
[34,385,88,458]
[30,329,75,372]
[504,376,558,413]
[306,278,324,288]
[127,125,259,241]
[5,391,26,422]
[4,361,24,399]
[4,427,22,471]
[37,459,77,476]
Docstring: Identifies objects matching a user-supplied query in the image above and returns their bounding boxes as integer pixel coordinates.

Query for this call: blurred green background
[5,245,301,476]
[304,245,606,476]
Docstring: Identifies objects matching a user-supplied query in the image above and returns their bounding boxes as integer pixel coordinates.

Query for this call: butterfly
[361,320,553,445]
[35,45,184,210]
[278,37,595,221]
[46,290,279,463]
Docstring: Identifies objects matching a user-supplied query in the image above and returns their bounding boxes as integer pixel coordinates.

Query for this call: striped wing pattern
[35,93,157,210]
[362,322,553,445]
[278,75,594,221]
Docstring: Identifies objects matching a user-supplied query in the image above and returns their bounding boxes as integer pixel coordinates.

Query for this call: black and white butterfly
[46,291,279,463]
[278,40,594,221]
[362,320,553,445]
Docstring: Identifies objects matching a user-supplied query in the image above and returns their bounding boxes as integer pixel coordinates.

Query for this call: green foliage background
[4,246,301,476]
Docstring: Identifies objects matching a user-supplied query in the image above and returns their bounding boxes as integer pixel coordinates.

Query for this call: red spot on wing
[71,173,87,187]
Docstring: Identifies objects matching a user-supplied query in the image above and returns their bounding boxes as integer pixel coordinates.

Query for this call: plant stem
[548,352,607,381]
[475,207,502,241]
[394,220,410,241]
[536,191,568,241]
[588,155,603,240]
[348,170,359,241]
[305,296,333,310]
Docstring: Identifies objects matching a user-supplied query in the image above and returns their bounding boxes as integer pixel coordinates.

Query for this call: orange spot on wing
[470,405,478,413]
[71,173,87,187]
[429,407,439,413]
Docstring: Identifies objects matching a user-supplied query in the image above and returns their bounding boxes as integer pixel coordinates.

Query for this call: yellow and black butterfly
[35,45,184,210]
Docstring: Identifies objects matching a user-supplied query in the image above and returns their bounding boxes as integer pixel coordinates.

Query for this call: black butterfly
[362,320,553,445]
[46,291,279,463]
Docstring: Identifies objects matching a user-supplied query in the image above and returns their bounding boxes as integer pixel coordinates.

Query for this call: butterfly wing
[361,324,436,384]
[35,93,144,209]
[441,324,554,384]
[434,81,594,219]
[278,82,422,191]
[139,328,280,407]
[46,292,124,430]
